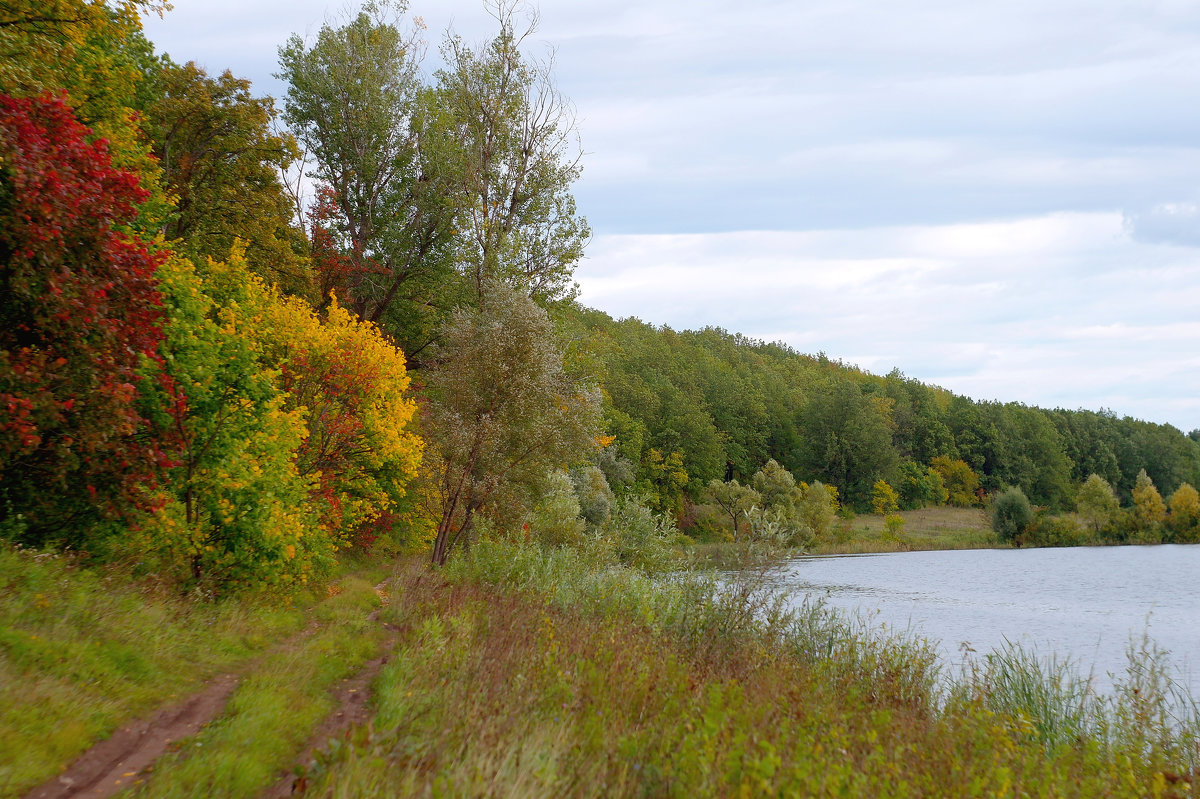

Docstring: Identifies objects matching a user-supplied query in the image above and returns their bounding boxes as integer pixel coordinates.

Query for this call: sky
[144,0,1200,432]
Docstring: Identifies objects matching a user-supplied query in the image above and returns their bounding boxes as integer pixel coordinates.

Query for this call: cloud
[140,1,1200,430]
[577,213,1200,431]
[1123,202,1200,247]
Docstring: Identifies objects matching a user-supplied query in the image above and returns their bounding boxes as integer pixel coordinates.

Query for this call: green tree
[794,481,839,545]
[278,1,456,354]
[146,254,324,590]
[1076,473,1119,537]
[991,485,1033,545]
[707,478,760,541]
[424,281,600,565]
[797,374,899,509]
[146,59,310,295]
[432,0,589,305]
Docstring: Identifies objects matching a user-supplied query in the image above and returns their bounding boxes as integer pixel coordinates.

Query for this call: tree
[1130,468,1166,540]
[433,0,589,306]
[991,485,1033,544]
[424,281,600,565]
[146,254,322,590]
[1167,482,1200,543]
[1076,473,1119,536]
[931,456,981,507]
[257,289,424,548]
[0,94,174,545]
[278,1,456,354]
[145,59,310,295]
[707,478,760,541]
[872,479,900,515]
[797,374,899,508]
[897,459,948,509]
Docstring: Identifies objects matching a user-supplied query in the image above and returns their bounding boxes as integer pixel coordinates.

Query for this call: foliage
[991,485,1033,544]
[1022,512,1088,548]
[871,479,900,515]
[930,455,981,507]
[0,0,169,201]
[145,59,310,295]
[256,290,424,550]
[144,254,321,591]
[525,470,585,548]
[896,459,948,509]
[707,478,759,541]
[1129,468,1167,542]
[797,373,899,508]
[603,495,679,572]
[1167,482,1200,543]
[278,1,457,354]
[1075,473,1119,536]
[569,464,616,529]
[0,93,174,546]
[424,281,600,564]
[432,0,589,306]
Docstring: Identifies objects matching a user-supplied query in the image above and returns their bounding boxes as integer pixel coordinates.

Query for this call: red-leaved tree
[0,93,175,545]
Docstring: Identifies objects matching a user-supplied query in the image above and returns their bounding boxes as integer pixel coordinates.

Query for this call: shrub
[991,485,1033,544]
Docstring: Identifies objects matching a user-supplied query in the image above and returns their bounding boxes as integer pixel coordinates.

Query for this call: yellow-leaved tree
[256,290,427,551]
[142,248,424,592]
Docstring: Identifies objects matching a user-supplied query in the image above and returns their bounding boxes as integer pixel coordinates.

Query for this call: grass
[126,572,389,798]
[6,534,1200,797]
[817,505,997,554]
[0,544,391,798]
[294,541,1200,797]
[0,544,312,797]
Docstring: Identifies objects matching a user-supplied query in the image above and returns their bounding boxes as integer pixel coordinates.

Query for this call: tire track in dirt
[21,577,401,799]
[22,674,241,799]
[20,616,324,799]
[260,581,401,798]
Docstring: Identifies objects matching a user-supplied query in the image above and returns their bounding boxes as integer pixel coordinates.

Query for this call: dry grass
[818,505,996,554]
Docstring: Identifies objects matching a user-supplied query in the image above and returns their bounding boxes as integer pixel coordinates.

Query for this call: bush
[991,485,1033,544]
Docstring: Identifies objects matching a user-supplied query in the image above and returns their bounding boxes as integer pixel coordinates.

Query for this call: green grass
[818,505,997,554]
[126,572,389,798]
[0,544,392,799]
[0,544,314,797]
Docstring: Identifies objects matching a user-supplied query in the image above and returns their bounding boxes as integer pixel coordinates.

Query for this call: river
[780,544,1200,695]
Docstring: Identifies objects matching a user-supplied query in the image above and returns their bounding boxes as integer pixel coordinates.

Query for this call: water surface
[781,545,1200,694]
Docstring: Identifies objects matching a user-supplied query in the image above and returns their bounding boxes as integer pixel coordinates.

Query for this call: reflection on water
[780,544,1200,694]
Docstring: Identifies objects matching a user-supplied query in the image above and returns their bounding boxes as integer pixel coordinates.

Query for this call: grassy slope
[298,546,1200,797]
[0,545,388,798]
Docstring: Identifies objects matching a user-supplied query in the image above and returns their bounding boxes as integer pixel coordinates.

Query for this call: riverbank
[4,539,1198,797]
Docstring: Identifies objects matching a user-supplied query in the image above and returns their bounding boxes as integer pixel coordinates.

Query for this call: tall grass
[291,539,1200,796]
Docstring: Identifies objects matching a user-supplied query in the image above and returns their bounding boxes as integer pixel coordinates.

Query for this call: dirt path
[259,627,399,798]
[23,674,241,799]
[22,581,399,799]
